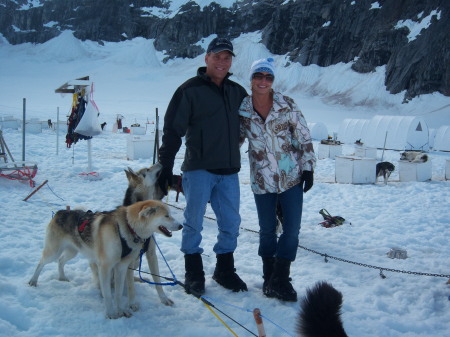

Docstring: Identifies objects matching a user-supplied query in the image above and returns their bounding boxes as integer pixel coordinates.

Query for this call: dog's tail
[297,281,349,337]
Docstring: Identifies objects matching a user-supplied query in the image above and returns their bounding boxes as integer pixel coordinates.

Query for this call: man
[157,37,248,295]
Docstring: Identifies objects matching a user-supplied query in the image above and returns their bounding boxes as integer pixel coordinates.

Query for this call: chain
[298,244,450,278]
[165,202,450,279]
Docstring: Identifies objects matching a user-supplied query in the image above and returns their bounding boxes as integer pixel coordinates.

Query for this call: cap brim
[210,47,235,56]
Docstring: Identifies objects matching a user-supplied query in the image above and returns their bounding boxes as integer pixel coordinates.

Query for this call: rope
[45,182,65,201]
[79,171,99,178]
[0,164,37,187]
[202,296,294,337]
[133,236,259,336]
[137,235,177,286]
[201,299,240,337]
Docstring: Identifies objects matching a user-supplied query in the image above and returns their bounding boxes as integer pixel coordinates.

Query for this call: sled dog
[297,281,349,337]
[123,162,183,305]
[123,163,167,205]
[123,162,183,206]
[376,161,395,184]
[29,200,182,319]
[400,151,428,163]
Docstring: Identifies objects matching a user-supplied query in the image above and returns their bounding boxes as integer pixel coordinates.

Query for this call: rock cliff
[0,0,448,100]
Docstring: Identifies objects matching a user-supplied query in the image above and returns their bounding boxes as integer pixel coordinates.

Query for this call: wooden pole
[22,98,26,161]
[253,308,266,337]
[23,179,48,201]
[153,107,159,164]
[56,107,59,156]
[87,138,92,172]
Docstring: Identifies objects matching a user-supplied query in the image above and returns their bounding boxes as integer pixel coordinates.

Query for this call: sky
[0,25,450,337]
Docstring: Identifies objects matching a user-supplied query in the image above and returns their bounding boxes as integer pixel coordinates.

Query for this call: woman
[239,58,316,302]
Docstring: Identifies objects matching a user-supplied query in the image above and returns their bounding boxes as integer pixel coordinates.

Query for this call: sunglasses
[252,73,274,82]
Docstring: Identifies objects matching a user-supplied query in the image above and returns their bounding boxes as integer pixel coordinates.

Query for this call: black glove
[301,170,314,193]
[157,166,173,196]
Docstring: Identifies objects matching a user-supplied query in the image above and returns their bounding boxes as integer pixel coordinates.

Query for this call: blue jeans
[254,184,303,261]
[181,170,241,255]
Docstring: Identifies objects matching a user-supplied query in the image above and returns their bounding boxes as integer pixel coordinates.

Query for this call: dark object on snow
[319,209,345,228]
[297,281,348,337]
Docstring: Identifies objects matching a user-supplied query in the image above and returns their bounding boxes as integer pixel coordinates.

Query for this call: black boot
[262,257,275,297]
[212,252,248,292]
[266,257,297,302]
[184,253,205,296]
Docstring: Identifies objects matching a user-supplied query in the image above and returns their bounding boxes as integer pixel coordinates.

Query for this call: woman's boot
[266,257,297,302]
[262,257,275,297]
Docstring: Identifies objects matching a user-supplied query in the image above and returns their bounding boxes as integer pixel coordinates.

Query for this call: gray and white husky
[123,162,183,306]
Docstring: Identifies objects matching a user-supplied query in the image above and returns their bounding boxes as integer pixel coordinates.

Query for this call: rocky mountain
[0,0,448,101]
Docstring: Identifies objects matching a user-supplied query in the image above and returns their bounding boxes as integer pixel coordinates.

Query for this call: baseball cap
[206,37,235,56]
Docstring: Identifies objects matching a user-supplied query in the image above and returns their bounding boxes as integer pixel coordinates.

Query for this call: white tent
[307,122,329,140]
[428,128,436,149]
[337,118,370,144]
[364,115,429,151]
[433,125,450,152]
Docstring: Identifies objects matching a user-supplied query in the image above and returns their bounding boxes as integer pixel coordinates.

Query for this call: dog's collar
[118,223,150,258]
[127,223,146,244]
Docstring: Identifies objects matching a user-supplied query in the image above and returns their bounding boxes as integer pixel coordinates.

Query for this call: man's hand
[301,170,313,193]
[157,166,173,196]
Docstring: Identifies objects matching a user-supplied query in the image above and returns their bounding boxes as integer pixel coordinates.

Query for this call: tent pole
[87,138,92,172]
[22,98,26,161]
[56,107,59,155]
[153,107,159,165]
[381,131,388,161]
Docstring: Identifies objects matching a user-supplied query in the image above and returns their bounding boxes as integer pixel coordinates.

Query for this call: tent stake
[253,308,266,337]
[23,179,48,201]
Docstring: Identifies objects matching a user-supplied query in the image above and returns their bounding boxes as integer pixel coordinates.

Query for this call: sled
[0,161,38,187]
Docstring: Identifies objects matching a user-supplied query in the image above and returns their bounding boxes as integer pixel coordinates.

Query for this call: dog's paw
[160,296,174,306]
[121,310,133,318]
[58,276,70,282]
[28,279,37,287]
[106,311,120,320]
[129,303,139,312]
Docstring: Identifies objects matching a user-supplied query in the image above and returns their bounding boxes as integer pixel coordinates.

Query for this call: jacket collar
[240,92,291,121]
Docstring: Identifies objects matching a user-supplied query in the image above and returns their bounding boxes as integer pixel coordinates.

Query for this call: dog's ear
[139,205,159,218]
[125,168,140,185]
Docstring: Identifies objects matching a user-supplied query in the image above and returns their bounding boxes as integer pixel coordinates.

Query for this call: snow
[0,30,449,337]
[139,0,237,18]
[395,10,442,42]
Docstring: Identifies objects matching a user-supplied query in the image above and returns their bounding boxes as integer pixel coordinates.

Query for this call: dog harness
[76,211,149,258]
[119,224,150,259]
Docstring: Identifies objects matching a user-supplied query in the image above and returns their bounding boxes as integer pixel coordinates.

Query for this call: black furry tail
[297,281,349,337]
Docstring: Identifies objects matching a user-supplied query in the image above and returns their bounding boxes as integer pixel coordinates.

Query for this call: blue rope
[45,183,65,201]
[137,235,178,286]
[136,239,294,336]
[201,296,295,337]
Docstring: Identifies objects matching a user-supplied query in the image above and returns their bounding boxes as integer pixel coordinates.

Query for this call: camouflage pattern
[239,92,316,194]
